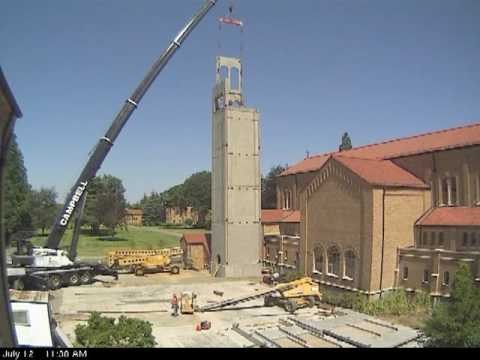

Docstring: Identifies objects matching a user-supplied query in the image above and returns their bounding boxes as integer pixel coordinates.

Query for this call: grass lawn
[29,226,208,258]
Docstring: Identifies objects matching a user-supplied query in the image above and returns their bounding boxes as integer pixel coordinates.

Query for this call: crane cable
[217,1,244,60]
[217,1,246,103]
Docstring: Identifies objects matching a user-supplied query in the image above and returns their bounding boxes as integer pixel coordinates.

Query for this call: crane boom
[46,0,218,250]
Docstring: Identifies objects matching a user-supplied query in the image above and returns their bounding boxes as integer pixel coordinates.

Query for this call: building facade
[124,208,143,226]
[211,56,262,277]
[396,207,480,298]
[276,122,480,297]
[262,209,301,271]
[165,206,199,225]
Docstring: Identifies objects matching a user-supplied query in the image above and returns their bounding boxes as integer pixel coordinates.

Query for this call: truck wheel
[48,275,62,290]
[13,279,25,291]
[80,271,93,284]
[170,266,180,275]
[264,295,275,307]
[135,267,145,277]
[68,272,80,286]
[284,300,297,314]
[306,296,317,308]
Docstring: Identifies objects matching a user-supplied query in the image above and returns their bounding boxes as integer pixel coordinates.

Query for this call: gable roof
[281,122,480,176]
[416,207,480,227]
[181,233,211,256]
[333,155,429,189]
[261,209,301,223]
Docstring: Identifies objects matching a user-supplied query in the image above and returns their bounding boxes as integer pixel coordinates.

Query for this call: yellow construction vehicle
[263,277,321,313]
[197,277,322,314]
[106,247,183,276]
[180,291,197,314]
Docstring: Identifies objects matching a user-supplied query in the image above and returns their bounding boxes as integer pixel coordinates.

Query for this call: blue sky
[2,0,480,203]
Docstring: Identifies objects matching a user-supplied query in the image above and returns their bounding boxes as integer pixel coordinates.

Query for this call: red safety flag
[219,16,244,27]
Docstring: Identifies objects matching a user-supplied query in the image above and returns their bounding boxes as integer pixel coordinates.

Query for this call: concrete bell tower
[211,56,262,277]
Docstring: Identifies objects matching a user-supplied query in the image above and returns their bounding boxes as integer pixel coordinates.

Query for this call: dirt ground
[50,270,319,347]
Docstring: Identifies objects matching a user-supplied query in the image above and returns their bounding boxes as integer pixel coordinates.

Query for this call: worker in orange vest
[171,293,179,317]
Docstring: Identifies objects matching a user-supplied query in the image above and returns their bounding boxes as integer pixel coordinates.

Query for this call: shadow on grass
[97,236,129,242]
[80,228,118,237]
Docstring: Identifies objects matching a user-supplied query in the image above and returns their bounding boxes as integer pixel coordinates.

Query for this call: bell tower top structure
[213,56,244,111]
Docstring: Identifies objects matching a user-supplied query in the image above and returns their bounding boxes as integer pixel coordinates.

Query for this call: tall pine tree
[4,134,32,241]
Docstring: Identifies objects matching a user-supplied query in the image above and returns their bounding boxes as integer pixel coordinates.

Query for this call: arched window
[219,65,228,81]
[441,178,449,206]
[230,67,240,90]
[344,250,356,279]
[475,174,480,205]
[327,247,341,276]
[313,247,323,273]
[423,270,430,283]
[443,271,450,286]
[422,232,428,246]
[441,176,458,206]
[463,233,469,247]
[438,232,444,247]
[283,189,292,210]
[403,267,409,280]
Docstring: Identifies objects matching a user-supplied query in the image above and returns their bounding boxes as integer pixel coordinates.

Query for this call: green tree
[75,312,155,347]
[204,210,212,230]
[4,134,32,241]
[182,171,211,224]
[261,165,285,209]
[83,175,127,235]
[30,187,58,235]
[136,171,212,227]
[141,192,165,226]
[163,183,187,209]
[83,178,102,234]
[339,132,353,151]
[423,264,480,347]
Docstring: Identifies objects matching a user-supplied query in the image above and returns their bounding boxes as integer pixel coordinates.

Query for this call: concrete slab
[50,272,421,348]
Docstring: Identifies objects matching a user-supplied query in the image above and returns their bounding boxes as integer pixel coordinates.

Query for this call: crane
[8,0,218,290]
[48,0,217,249]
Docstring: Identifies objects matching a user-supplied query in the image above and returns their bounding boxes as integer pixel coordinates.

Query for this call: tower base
[211,263,262,278]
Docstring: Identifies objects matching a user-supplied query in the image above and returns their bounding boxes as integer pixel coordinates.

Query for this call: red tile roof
[281,122,480,176]
[261,209,301,223]
[334,155,429,188]
[181,233,211,256]
[125,208,143,215]
[416,207,480,226]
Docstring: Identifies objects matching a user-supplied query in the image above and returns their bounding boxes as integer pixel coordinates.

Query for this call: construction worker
[171,293,179,317]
